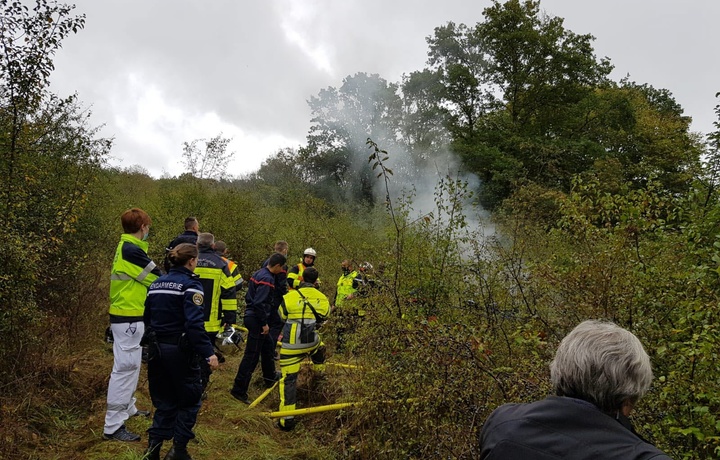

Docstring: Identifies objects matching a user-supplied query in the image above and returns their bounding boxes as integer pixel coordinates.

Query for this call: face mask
[342,267,350,275]
[142,229,150,241]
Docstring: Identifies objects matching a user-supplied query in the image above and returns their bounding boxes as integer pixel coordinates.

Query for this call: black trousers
[231,315,276,396]
[147,343,203,446]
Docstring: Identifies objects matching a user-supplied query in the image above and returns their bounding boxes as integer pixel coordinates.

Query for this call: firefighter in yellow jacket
[194,232,238,393]
[335,259,361,309]
[286,247,317,289]
[215,240,244,291]
[277,267,329,431]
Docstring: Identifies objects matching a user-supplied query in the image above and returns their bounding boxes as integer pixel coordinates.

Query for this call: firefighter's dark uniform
[262,257,288,349]
[195,246,237,390]
[277,282,330,430]
[231,266,279,400]
[143,266,214,450]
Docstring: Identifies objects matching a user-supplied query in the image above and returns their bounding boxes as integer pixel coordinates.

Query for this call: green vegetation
[2,0,720,458]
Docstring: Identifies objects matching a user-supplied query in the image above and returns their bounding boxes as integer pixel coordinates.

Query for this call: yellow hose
[248,380,279,409]
[266,398,417,418]
[266,401,361,418]
[245,362,358,409]
[324,362,360,369]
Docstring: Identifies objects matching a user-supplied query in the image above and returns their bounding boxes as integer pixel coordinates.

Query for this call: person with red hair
[103,208,162,442]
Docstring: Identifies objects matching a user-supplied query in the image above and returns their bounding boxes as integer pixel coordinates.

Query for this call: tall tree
[581,81,701,193]
[479,0,613,130]
[474,0,614,206]
[181,133,234,180]
[399,69,452,171]
[416,0,700,209]
[0,0,94,226]
[424,21,492,139]
[253,147,305,187]
[0,0,109,379]
[304,72,402,205]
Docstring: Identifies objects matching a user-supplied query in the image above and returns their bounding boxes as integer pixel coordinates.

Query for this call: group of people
[102,210,341,458]
[230,244,331,432]
[103,208,671,459]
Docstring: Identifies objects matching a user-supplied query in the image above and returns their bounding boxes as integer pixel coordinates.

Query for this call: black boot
[143,440,162,460]
[278,416,296,431]
[163,443,193,460]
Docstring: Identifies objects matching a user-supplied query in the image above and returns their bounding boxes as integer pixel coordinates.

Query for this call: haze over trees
[2,0,719,458]
[257,0,702,212]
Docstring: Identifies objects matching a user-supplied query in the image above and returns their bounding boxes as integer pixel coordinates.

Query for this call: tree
[252,147,306,188]
[701,93,720,204]
[304,72,403,205]
[181,133,234,180]
[580,81,702,193]
[478,0,613,129]
[414,1,616,207]
[414,0,700,210]
[399,69,452,172]
[1,0,89,223]
[0,0,109,382]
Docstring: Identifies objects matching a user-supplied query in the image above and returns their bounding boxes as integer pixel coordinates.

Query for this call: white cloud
[276,1,335,76]
[48,0,720,179]
[104,73,302,177]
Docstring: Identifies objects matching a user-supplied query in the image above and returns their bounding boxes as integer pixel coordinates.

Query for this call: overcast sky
[48,0,720,178]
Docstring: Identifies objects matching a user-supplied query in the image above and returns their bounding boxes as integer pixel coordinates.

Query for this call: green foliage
[400,1,702,210]
[399,69,450,161]
[0,0,108,385]
[3,2,720,458]
[325,136,720,458]
[505,176,720,458]
[321,142,548,457]
[253,147,306,188]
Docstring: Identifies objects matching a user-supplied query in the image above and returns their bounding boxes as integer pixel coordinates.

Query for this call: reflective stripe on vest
[108,235,158,318]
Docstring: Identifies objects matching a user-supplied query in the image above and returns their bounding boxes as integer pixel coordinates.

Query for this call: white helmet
[303,247,317,257]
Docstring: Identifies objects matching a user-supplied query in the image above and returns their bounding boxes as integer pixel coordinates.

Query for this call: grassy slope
[21,343,356,460]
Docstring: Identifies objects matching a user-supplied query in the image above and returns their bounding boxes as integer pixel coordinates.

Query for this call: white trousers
[104,321,144,434]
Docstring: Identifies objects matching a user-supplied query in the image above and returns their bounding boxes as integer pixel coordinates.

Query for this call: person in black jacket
[479,320,670,460]
[230,252,287,403]
[262,241,289,354]
[163,217,199,273]
[143,243,219,460]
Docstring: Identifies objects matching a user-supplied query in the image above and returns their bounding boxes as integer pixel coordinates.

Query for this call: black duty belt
[155,334,183,345]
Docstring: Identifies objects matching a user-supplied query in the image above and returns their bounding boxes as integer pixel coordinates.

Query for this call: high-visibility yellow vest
[280,287,330,351]
[109,234,159,318]
[223,257,244,289]
[287,262,306,289]
[335,270,358,307]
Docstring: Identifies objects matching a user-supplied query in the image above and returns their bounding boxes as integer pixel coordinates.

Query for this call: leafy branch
[367,137,402,317]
